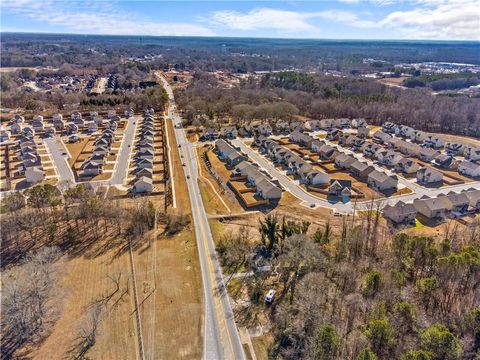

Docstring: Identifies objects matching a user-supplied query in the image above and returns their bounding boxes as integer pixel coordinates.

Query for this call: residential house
[256,124,272,136]
[137,158,153,169]
[319,145,338,160]
[357,126,370,139]
[381,150,404,167]
[351,137,366,151]
[0,128,10,142]
[363,143,381,158]
[255,178,282,200]
[215,139,235,159]
[382,201,417,224]
[10,122,23,134]
[458,160,480,177]
[334,118,351,129]
[464,146,480,161]
[82,160,103,176]
[305,170,330,186]
[137,148,155,160]
[368,170,398,191]
[334,153,356,169]
[351,118,367,128]
[311,139,326,153]
[319,119,334,130]
[221,126,238,139]
[419,148,441,162]
[417,167,443,185]
[465,189,480,210]
[445,142,465,155]
[328,179,352,202]
[253,134,266,147]
[396,140,421,157]
[414,196,449,221]
[338,134,356,147]
[22,127,35,137]
[423,135,445,149]
[373,130,392,144]
[226,151,247,168]
[66,123,78,135]
[305,120,321,131]
[395,125,415,138]
[290,121,304,132]
[136,167,153,179]
[382,122,396,134]
[32,116,44,131]
[201,128,219,141]
[441,192,470,215]
[134,176,153,193]
[395,158,421,175]
[289,131,314,147]
[410,130,426,143]
[274,120,290,134]
[71,111,82,121]
[87,122,99,133]
[433,154,456,169]
[326,128,342,141]
[238,125,254,138]
[25,166,45,184]
[349,161,375,179]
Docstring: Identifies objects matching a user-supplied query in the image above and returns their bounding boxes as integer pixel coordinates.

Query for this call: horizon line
[1,31,479,43]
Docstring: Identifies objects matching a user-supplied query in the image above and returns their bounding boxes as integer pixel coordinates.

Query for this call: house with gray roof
[413,196,449,221]
[458,160,480,178]
[417,167,443,185]
[464,146,480,161]
[419,148,441,162]
[368,170,398,191]
[395,158,421,175]
[383,201,417,224]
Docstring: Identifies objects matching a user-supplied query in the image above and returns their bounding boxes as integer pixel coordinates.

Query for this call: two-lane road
[160,75,245,360]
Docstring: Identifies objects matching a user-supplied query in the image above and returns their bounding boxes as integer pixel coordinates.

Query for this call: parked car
[265,289,276,303]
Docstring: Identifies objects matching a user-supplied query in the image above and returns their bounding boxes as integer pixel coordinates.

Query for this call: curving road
[231,137,480,212]
[159,75,246,360]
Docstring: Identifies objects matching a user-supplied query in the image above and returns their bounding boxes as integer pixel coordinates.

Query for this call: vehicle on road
[182,163,186,166]
[265,289,276,303]
[62,152,67,156]
[186,175,190,179]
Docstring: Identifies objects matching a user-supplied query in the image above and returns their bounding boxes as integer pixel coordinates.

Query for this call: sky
[1,0,479,41]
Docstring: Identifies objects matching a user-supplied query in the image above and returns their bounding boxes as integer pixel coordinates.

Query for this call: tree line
[216,211,480,360]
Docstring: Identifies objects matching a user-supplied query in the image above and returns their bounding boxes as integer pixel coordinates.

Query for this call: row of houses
[255,136,331,187]
[81,128,116,176]
[132,112,157,193]
[15,133,45,183]
[202,117,369,141]
[215,139,247,168]
[383,189,480,224]
[231,161,282,200]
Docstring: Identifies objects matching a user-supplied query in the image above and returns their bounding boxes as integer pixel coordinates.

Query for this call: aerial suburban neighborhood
[1,2,479,360]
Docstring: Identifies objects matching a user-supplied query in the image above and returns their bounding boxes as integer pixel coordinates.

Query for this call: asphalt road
[44,137,75,185]
[160,75,246,360]
[231,137,480,212]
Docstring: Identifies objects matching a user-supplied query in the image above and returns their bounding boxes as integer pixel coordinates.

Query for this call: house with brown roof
[349,161,375,179]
